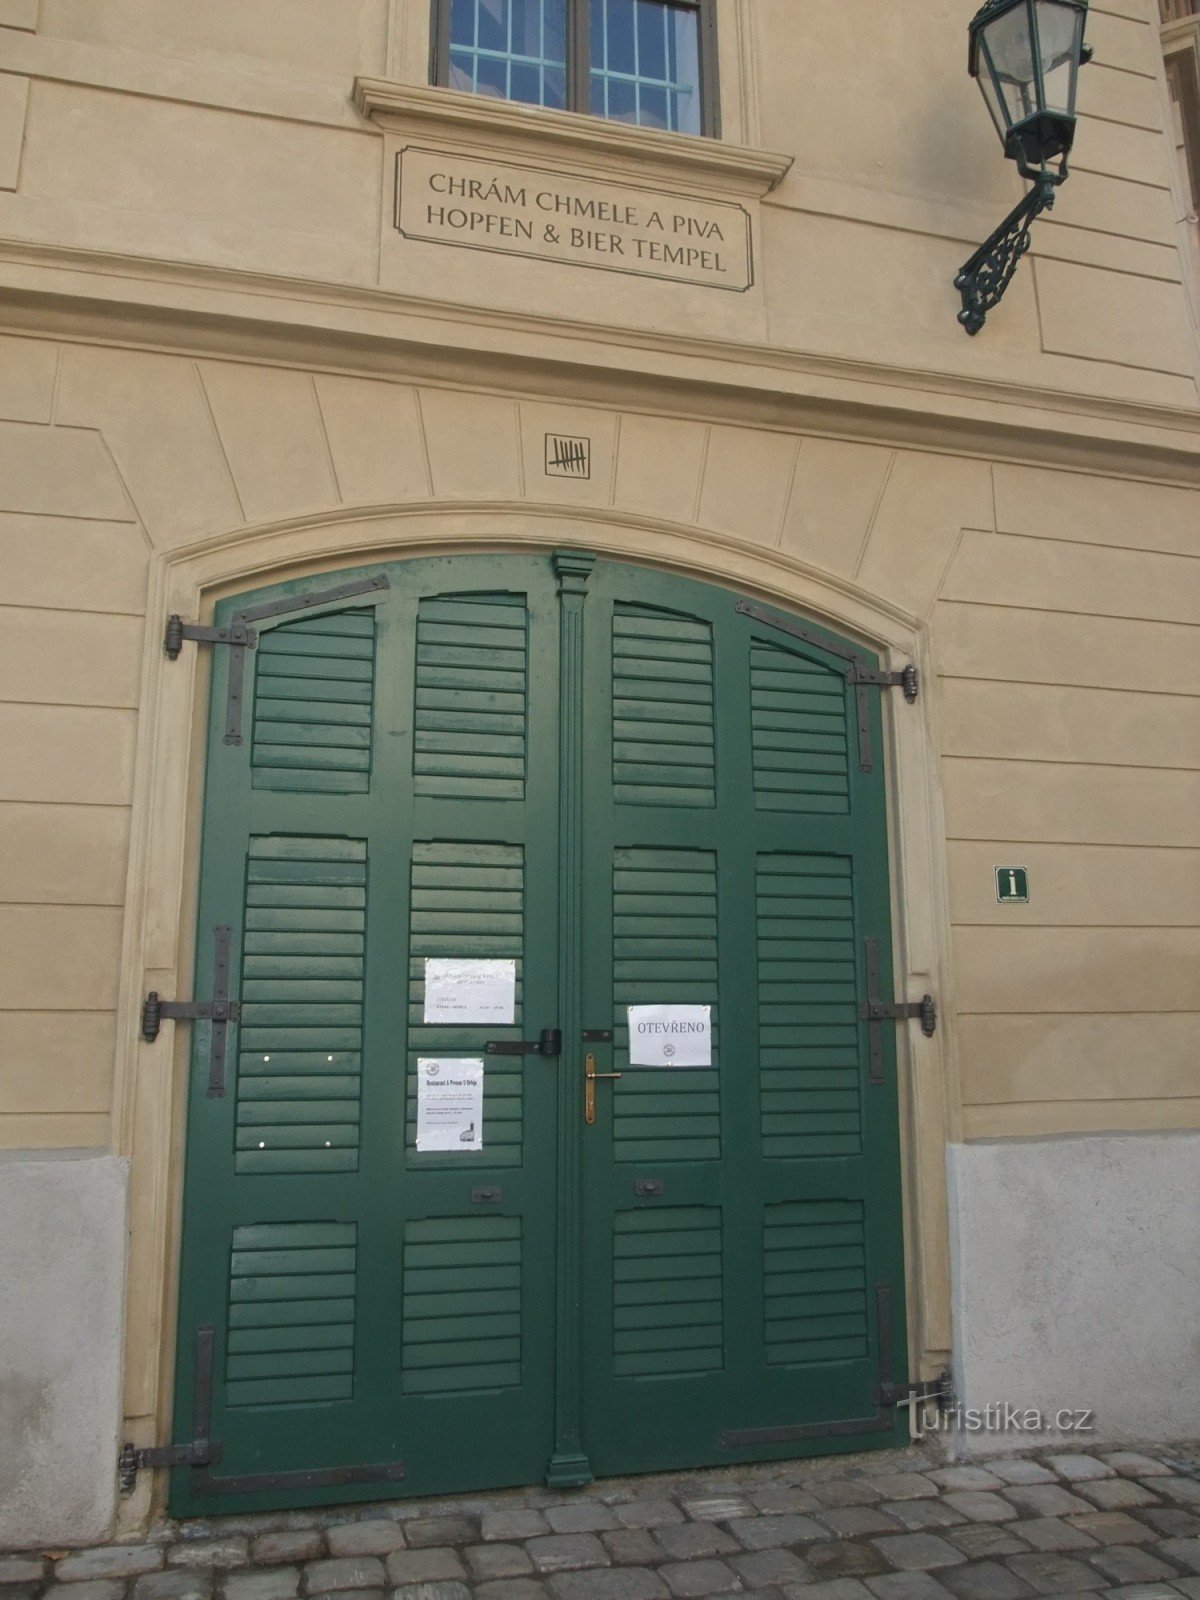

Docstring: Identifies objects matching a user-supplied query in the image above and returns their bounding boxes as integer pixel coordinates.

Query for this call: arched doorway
[169,549,910,1515]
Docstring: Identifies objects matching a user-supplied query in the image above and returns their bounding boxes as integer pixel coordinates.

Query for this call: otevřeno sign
[627,1004,713,1067]
[395,148,753,291]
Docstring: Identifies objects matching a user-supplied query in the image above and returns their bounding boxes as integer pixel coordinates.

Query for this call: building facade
[0,0,1198,1550]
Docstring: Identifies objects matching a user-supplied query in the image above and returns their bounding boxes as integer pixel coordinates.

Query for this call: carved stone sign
[395,147,753,292]
[545,434,591,478]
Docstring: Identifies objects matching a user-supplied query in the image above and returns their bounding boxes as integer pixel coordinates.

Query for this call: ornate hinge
[845,662,919,702]
[117,1438,213,1495]
[163,617,257,659]
[118,1326,219,1496]
[119,1325,407,1498]
[860,937,936,1085]
[141,926,239,1098]
[735,599,917,774]
[163,573,390,745]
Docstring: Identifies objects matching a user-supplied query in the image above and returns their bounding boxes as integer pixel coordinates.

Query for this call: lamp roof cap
[967,0,1089,78]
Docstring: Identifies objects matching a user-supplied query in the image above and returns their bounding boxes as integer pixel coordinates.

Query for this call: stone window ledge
[353,79,792,200]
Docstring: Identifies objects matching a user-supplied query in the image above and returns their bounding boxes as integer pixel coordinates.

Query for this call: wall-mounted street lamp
[956,0,1093,333]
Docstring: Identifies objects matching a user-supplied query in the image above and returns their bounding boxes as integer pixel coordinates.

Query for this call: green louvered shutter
[579,564,907,1476]
[174,554,908,1514]
[171,560,562,1517]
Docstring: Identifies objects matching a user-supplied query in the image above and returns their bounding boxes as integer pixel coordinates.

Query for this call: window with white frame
[432,0,719,136]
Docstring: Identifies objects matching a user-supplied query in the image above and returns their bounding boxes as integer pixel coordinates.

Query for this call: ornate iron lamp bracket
[955,170,1058,335]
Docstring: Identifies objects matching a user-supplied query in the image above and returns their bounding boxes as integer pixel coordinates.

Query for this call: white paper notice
[627,1004,713,1067]
[423,958,516,1026]
[416,1059,484,1151]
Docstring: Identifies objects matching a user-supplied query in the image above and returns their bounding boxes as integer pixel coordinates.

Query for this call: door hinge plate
[859,996,937,1036]
[118,1438,215,1493]
[164,617,258,660]
[141,926,239,1097]
[846,662,919,702]
[878,1371,952,1409]
[142,995,241,1039]
[861,937,937,1086]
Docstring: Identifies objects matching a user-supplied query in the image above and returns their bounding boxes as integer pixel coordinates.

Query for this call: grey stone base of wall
[946,1131,1200,1457]
[0,1149,128,1548]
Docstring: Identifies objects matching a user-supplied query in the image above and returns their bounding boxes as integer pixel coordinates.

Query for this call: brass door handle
[584,1052,621,1126]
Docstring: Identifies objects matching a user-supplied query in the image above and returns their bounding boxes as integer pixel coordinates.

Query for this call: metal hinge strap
[165,573,390,746]
[119,1325,218,1496]
[846,662,920,701]
[860,998,938,1031]
[485,1029,562,1057]
[143,998,241,1029]
[142,926,238,1098]
[878,1373,952,1408]
[164,618,257,659]
[120,1439,212,1475]
[119,1323,408,1498]
[735,598,917,774]
[875,1284,950,1409]
[720,1282,939,1448]
[861,937,936,1085]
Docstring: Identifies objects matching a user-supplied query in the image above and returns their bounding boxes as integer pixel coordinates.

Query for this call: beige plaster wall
[0,0,1195,404]
[0,334,1196,1160]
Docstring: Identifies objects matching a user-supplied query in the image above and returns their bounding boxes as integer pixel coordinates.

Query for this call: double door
[170,552,909,1516]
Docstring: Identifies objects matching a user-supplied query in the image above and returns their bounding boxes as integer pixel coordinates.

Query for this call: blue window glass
[589,0,702,134]
[440,0,710,134]
[448,0,568,111]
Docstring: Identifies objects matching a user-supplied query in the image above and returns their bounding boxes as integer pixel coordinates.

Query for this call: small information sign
[995,867,1030,904]
[423,958,516,1025]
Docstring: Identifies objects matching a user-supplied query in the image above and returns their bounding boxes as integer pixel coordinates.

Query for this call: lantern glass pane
[976,46,1010,141]
[1035,1,1083,115]
[981,1,1039,125]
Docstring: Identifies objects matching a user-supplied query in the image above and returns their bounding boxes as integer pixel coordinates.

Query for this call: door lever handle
[584,1051,621,1126]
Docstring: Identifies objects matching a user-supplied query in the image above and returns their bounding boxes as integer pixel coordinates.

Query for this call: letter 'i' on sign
[996,867,1030,904]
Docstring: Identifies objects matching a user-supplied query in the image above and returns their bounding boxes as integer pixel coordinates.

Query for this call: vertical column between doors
[546,548,597,1488]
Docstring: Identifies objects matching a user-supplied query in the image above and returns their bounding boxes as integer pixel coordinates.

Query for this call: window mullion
[700,0,720,137]
[570,0,592,115]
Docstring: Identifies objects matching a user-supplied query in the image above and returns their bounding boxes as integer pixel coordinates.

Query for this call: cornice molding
[352,78,794,196]
[1,239,1197,485]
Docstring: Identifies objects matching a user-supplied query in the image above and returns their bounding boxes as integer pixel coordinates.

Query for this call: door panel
[172,558,561,1516]
[171,552,909,1516]
[578,564,907,1473]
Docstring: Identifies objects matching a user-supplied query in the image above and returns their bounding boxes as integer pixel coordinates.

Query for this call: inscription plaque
[395,147,753,292]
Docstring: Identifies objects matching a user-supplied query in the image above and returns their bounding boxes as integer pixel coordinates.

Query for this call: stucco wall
[947,1132,1200,1451]
[0,1149,128,1547]
[0,2,1194,403]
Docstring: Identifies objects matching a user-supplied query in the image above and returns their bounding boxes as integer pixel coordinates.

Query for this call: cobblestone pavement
[4,1443,1200,1600]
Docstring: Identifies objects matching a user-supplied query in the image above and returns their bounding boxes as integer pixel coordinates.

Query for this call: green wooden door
[576,566,908,1473]
[170,552,908,1516]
